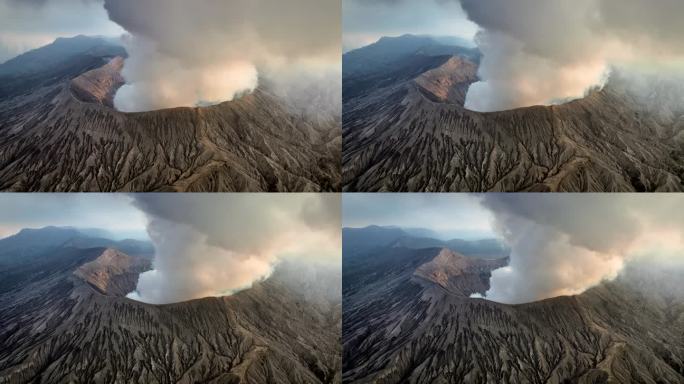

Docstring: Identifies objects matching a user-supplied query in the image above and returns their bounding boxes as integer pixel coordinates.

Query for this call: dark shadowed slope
[342,237,684,383]
[0,36,341,192]
[0,229,341,384]
[0,35,126,100]
[342,35,479,104]
[342,35,684,192]
[0,227,153,274]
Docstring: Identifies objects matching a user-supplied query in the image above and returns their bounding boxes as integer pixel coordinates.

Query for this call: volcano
[0,227,341,383]
[342,226,684,383]
[342,35,684,192]
[0,36,340,192]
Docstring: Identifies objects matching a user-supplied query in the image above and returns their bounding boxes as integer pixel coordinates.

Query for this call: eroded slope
[73,248,150,296]
[343,45,684,192]
[0,245,341,383]
[342,245,684,383]
[0,49,340,192]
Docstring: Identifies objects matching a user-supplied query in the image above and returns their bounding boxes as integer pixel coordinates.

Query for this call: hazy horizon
[343,194,496,239]
[343,0,476,52]
[0,0,123,63]
[0,225,149,242]
[343,224,499,242]
[0,194,146,240]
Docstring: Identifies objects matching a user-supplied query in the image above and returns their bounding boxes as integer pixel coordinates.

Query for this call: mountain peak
[54,34,91,43]
[413,248,472,284]
[73,248,151,297]
[413,248,508,296]
[71,56,125,107]
[414,55,479,106]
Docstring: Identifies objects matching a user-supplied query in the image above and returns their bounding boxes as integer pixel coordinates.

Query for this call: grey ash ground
[342,226,684,383]
[0,227,341,384]
[343,35,684,192]
[0,36,340,192]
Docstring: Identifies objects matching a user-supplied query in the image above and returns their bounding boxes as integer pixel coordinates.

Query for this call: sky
[343,194,495,239]
[342,0,477,52]
[0,194,146,239]
[344,193,684,304]
[0,0,123,63]
[0,193,341,305]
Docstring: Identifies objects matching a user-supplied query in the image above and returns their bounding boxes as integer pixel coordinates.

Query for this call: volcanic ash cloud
[481,194,684,304]
[459,0,684,112]
[103,0,340,112]
[128,194,341,304]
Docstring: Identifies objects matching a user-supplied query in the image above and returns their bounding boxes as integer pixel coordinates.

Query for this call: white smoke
[112,36,259,112]
[103,0,340,112]
[481,194,684,304]
[127,193,341,304]
[459,0,684,112]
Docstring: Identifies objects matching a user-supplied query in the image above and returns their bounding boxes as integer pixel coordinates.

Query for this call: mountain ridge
[73,248,151,296]
[342,225,508,261]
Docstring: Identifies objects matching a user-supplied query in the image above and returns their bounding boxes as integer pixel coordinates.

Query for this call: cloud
[129,193,341,304]
[481,194,684,304]
[459,0,684,111]
[103,0,340,112]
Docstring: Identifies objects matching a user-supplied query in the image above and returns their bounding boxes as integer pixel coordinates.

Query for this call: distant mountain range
[0,226,153,270]
[0,36,340,192]
[342,226,684,383]
[342,225,508,260]
[343,34,684,192]
[0,226,341,383]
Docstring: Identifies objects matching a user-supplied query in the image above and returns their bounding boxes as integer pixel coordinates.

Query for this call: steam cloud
[459,0,684,111]
[481,194,684,304]
[128,194,340,304]
[103,0,340,112]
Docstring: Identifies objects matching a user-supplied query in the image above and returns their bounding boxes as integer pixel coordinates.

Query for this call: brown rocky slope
[342,37,684,192]
[0,239,341,383]
[342,244,684,383]
[0,38,340,192]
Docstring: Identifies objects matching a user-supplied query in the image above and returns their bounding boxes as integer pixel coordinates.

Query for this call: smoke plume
[481,194,684,304]
[128,194,340,304]
[103,0,340,112]
[459,0,684,112]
